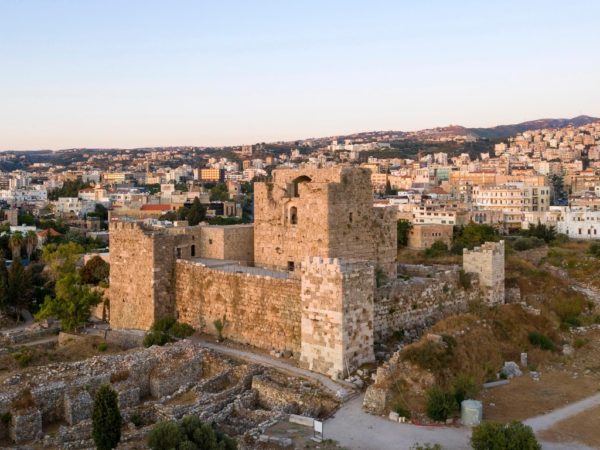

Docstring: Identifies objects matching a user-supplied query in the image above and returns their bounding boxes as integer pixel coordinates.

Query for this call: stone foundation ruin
[0,341,338,448]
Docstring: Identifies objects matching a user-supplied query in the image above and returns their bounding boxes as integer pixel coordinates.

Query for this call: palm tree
[24,231,38,261]
[9,232,23,261]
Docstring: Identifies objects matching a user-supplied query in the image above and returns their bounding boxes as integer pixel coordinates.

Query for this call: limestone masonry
[109,166,505,378]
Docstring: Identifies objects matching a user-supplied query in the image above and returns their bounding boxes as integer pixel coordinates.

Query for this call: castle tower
[253,166,397,278]
[299,257,376,379]
[463,240,505,305]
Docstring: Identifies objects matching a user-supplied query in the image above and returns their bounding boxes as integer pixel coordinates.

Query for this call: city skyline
[1,0,599,150]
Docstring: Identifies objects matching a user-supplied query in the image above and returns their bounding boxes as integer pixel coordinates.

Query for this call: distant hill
[467,115,599,140]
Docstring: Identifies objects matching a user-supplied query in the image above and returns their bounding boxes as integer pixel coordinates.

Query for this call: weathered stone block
[64,390,92,425]
[10,408,42,443]
[117,386,141,409]
[150,355,202,398]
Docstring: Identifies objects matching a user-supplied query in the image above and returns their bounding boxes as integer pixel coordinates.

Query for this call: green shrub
[148,421,183,450]
[513,237,545,251]
[589,242,600,258]
[528,332,556,351]
[0,412,11,424]
[143,318,195,348]
[424,240,449,258]
[92,385,122,450]
[97,342,108,352]
[574,338,588,349]
[451,373,479,405]
[13,348,33,367]
[393,403,411,419]
[410,444,442,450]
[426,387,457,421]
[459,270,471,290]
[147,416,236,450]
[170,322,195,339]
[471,421,540,450]
[130,413,143,427]
[213,317,226,341]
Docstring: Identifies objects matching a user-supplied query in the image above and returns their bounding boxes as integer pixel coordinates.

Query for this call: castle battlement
[463,240,505,305]
[463,240,505,256]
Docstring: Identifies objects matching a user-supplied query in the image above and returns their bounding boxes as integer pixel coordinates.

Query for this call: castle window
[176,248,182,258]
[349,212,353,223]
[287,261,295,271]
[209,239,213,244]
[191,245,196,257]
[290,175,312,198]
[290,206,298,225]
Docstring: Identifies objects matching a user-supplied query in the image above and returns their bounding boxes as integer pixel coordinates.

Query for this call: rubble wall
[374,266,481,341]
[174,260,302,353]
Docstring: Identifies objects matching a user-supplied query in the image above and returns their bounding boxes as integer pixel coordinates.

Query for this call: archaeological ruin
[109,166,505,379]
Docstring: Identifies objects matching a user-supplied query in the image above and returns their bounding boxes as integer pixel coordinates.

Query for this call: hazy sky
[1,0,599,150]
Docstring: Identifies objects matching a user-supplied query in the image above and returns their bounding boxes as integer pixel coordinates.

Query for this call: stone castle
[109,166,505,378]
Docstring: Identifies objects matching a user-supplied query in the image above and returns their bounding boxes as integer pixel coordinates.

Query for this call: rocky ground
[0,340,339,449]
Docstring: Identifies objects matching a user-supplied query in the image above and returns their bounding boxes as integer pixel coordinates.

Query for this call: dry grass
[481,371,600,423]
[545,241,600,289]
[538,403,600,448]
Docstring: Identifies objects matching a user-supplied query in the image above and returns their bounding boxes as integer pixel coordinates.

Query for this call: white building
[555,207,600,240]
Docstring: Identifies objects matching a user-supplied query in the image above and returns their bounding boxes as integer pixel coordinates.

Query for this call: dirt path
[192,338,353,399]
[524,392,600,433]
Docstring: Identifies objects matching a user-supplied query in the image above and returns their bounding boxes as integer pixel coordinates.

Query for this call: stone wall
[253,167,397,277]
[174,260,302,353]
[374,265,481,341]
[197,224,254,263]
[109,222,249,331]
[299,257,375,378]
[407,223,454,250]
[463,240,505,305]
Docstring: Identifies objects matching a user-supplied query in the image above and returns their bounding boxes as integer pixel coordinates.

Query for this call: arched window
[290,175,312,197]
[290,206,298,225]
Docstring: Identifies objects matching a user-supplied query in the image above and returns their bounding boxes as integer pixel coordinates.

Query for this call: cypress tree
[0,258,8,312]
[92,384,122,450]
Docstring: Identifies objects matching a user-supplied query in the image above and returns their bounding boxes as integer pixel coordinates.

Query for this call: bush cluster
[528,331,556,351]
[425,374,480,422]
[471,421,541,450]
[424,240,449,258]
[512,236,545,251]
[144,318,195,348]
[148,415,236,450]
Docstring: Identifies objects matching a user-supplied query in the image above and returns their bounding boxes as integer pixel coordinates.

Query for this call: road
[325,395,471,450]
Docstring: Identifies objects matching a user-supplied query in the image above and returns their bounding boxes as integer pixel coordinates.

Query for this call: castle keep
[109,166,504,378]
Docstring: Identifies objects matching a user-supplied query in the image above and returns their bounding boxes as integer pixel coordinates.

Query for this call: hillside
[467,115,599,140]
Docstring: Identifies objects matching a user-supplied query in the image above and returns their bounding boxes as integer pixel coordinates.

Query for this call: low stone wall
[374,266,481,341]
[175,260,302,353]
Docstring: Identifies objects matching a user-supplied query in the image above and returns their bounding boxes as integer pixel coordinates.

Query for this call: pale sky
[1,0,599,150]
